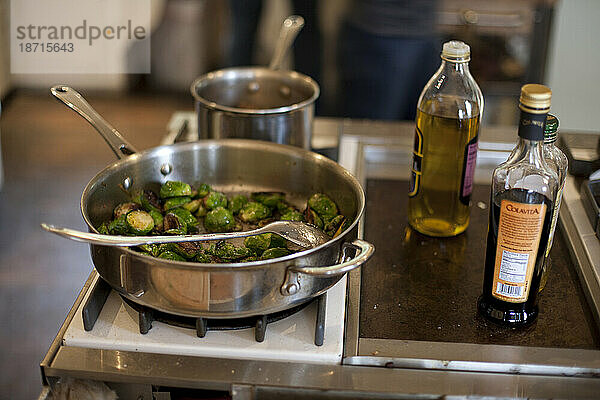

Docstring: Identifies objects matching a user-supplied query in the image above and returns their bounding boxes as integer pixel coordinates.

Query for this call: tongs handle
[50,85,138,159]
[40,223,269,247]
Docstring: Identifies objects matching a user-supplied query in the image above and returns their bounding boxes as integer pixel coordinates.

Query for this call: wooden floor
[0,90,192,399]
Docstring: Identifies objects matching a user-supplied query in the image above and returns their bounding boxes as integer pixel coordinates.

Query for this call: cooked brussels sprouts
[126,210,155,235]
[196,183,211,198]
[97,222,110,235]
[229,194,248,214]
[114,202,141,219]
[149,210,164,231]
[141,189,161,213]
[204,207,236,232]
[308,193,338,219]
[157,251,186,262]
[183,199,202,214]
[304,208,323,229]
[163,212,187,235]
[280,209,304,221]
[160,181,192,199]
[194,251,214,263]
[194,203,208,218]
[204,191,228,210]
[103,180,347,264]
[252,192,286,209]
[169,207,198,230]
[244,233,287,253]
[211,241,253,261]
[139,244,159,257]
[172,241,202,259]
[239,201,271,223]
[261,247,291,260]
[324,215,346,237]
[108,215,129,235]
[164,196,191,211]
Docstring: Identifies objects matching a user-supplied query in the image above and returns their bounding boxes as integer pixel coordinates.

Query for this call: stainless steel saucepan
[190,15,319,149]
[49,85,373,318]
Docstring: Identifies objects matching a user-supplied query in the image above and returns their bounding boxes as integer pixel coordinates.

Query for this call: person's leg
[291,0,322,84]
[227,0,263,66]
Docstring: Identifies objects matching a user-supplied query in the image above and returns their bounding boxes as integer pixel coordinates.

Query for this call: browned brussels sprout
[324,215,346,237]
[304,208,323,229]
[195,183,211,198]
[211,241,253,261]
[97,222,110,235]
[244,233,287,253]
[108,215,129,235]
[308,193,338,219]
[141,189,162,213]
[160,181,192,199]
[260,247,291,260]
[169,207,198,231]
[126,210,155,235]
[204,207,236,232]
[183,199,202,214]
[149,210,164,231]
[138,244,159,257]
[172,241,202,259]
[163,212,187,235]
[204,191,228,210]
[164,196,191,211]
[195,203,208,218]
[281,209,304,221]
[113,202,141,219]
[194,251,214,263]
[229,194,249,214]
[252,192,286,209]
[239,201,271,223]
[157,251,186,262]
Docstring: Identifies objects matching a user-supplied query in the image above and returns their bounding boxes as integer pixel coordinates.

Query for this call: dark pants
[338,23,439,121]
[227,0,322,84]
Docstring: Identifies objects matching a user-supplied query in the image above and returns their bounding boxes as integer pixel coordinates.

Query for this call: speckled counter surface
[360,179,600,349]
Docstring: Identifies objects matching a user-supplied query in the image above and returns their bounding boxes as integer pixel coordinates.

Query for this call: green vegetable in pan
[126,210,154,235]
[204,207,236,232]
[160,181,192,199]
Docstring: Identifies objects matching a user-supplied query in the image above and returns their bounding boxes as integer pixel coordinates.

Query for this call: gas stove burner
[82,277,327,345]
[120,295,323,343]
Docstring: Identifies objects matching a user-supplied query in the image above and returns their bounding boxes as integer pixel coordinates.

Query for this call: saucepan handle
[280,239,374,296]
[50,85,138,159]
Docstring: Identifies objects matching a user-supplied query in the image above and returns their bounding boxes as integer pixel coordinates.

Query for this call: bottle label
[460,135,479,205]
[491,200,547,303]
[408,127,423,197]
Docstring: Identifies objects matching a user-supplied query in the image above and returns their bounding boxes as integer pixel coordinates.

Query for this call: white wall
[546,0,600,133]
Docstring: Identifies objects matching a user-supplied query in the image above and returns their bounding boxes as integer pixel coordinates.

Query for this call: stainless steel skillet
[48,86,374,318]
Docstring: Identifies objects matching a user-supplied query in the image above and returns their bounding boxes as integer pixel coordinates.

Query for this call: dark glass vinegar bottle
[477,84,558,327]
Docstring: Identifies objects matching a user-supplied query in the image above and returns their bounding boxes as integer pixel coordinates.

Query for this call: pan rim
[190,67,320,115]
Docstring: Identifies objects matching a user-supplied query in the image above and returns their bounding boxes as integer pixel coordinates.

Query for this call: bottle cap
[441,41,470,62]
[519,84,551,114]
[544,114,559,144]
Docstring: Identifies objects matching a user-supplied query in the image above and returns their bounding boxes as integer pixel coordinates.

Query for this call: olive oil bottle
[478,84,559,326]
[408,41,483,237]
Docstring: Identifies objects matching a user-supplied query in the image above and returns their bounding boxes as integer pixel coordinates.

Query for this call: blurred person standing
[227,0,322,87]
[338,0,440,120]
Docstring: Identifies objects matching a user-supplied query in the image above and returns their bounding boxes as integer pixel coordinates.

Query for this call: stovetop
[63,272,347,365]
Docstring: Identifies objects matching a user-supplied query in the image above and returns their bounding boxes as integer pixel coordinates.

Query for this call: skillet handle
[280,239,374,296]
[50,85,138,159]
